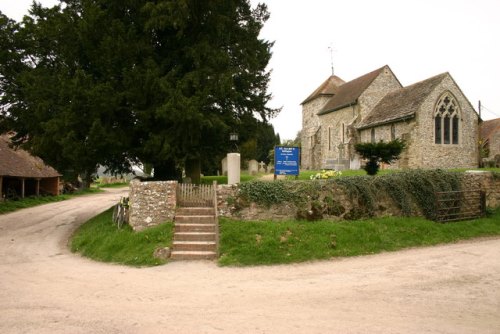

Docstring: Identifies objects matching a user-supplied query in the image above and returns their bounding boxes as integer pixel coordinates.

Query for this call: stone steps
[171,206,218,261]
[174,232,216,242]
[170,251,217,261]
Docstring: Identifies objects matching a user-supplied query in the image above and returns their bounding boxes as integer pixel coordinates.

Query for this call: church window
[435,116,442,144]
[443,116,450,144]
[371,128,375,143]
[452,116,459,144]
[341,123,345,143]
[391,124,396,140]
[434,92,460,145]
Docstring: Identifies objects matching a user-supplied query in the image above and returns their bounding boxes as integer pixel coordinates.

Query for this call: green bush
[355,139,406,175]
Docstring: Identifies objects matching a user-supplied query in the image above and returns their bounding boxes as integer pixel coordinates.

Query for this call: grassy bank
[70,207,500,267]
[0,188,102,215]
[71,208,173,266]
[218,208,500,266]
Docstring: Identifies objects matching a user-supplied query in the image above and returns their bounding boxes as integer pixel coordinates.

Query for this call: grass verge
[0,188,102,215]
[218,208,500,266]
[71,208,173,266]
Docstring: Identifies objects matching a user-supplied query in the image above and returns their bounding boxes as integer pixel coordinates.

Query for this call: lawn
[218,207,500,266]
[70,206,500,267]
[71,208,174,266]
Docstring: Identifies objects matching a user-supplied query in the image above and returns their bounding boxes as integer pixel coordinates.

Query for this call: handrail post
[213,180,219,257]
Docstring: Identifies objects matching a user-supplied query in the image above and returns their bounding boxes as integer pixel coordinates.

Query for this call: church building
[301,65,480,170]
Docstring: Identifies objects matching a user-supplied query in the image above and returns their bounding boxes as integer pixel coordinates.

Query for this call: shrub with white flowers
[310,170,342,180]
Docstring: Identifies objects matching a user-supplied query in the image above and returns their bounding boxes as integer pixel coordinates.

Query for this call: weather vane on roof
[328,45,335,76]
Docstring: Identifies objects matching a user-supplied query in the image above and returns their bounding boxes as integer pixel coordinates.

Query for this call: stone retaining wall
[127,172,499,231]
[129,180,177,231]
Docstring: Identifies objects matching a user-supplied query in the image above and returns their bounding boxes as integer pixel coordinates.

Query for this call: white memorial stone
[227,153,241,185]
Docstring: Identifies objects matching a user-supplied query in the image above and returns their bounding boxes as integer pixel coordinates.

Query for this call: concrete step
[174,232,216,242]
[175,223,216,233]
[170,250,217,261]
[173,241,216,252]
[176,207,214,216]
[175,215,215,224]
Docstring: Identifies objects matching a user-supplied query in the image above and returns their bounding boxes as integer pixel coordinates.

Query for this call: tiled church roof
[317,66,387,115]
[301,75,345,105]
[480,118,500,143]
[0,134,61,178]
[356,73,448,129]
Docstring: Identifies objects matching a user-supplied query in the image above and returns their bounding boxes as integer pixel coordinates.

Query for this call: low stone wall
[462,171,500,208]
[127,172,499,230]
[217,172,499,222]
[129,180,177,231]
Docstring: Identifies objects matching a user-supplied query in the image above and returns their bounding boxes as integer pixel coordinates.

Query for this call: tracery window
[434,93,460,144]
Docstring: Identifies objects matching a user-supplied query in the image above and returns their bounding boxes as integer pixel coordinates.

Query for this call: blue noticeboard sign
[274,146,300,176]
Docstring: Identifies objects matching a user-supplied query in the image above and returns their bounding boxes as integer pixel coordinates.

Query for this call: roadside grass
[95,182,129,188]
[71,208,173,266]
[201,172,261,184]
[0,188,102,215]
[218,207,500,266]
[298,167,499,180]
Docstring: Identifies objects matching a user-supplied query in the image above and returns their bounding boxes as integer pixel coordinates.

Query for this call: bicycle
[112,196,129,228]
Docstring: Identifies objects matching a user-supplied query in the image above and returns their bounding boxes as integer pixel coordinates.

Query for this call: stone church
[301,65,479,170]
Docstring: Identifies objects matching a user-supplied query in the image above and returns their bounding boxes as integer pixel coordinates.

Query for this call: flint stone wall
[217,172,499,221]
[129,180,177,231]
[127,172,498,231]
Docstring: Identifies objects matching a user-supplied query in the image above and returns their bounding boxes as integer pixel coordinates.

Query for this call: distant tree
[355,139,406,175]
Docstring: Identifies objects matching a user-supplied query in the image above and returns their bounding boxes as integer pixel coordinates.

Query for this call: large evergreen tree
[0,0,277,185]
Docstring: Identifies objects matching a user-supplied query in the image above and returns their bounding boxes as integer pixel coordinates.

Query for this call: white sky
[2,0,499,140]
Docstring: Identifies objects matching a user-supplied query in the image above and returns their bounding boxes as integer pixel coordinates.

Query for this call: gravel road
[1,188,499,334]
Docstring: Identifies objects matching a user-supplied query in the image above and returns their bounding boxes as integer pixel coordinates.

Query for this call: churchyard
[69,167,500,266]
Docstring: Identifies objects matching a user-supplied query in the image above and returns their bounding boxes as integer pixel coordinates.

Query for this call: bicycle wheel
[112,204,119,223]
[123,208,129,225]
[117,207,124,228]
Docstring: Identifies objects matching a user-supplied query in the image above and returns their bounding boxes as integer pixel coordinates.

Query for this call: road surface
[1,188,499,333]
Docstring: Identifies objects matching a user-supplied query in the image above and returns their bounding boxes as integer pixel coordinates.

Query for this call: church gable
[301,75,345,105]
[357,73,448,130]
[318,65,400,116]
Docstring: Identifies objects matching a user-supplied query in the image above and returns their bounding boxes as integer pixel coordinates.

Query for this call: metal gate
[435,189,486,222]
[176,182,216,207]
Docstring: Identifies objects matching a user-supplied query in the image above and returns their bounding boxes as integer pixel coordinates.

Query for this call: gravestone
[227,153,241,185]
[266,164,274,173]
[221,157,228,176]
[248,159,259,175]
[258,161,266,173]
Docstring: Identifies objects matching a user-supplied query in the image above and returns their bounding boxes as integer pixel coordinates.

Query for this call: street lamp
[229,132,238,152]
[227,132,240,184]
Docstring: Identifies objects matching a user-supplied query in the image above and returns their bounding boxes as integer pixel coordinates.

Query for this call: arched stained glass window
[434,93,460,145]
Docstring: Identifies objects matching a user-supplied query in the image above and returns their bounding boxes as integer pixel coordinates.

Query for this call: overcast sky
[2,0,499,140]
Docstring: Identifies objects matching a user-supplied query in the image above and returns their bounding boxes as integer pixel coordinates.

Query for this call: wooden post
[21,177,25,198]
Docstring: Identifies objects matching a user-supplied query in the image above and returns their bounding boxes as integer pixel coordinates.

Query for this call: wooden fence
[435,189,486,222]
[176,182,216,207]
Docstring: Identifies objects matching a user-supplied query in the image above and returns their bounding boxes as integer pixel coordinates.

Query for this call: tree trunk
[153,159,180,181]
[185,158,201,184]
[81,170,93,189]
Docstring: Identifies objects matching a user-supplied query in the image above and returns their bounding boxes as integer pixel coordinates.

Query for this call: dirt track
[1,188,499,334]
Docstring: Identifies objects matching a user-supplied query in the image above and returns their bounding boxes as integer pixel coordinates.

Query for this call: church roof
[301,75,345,105]
[0,134,61,178]
[317,66,388,115]
[481,118,500,142]
[356,72,449,130]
